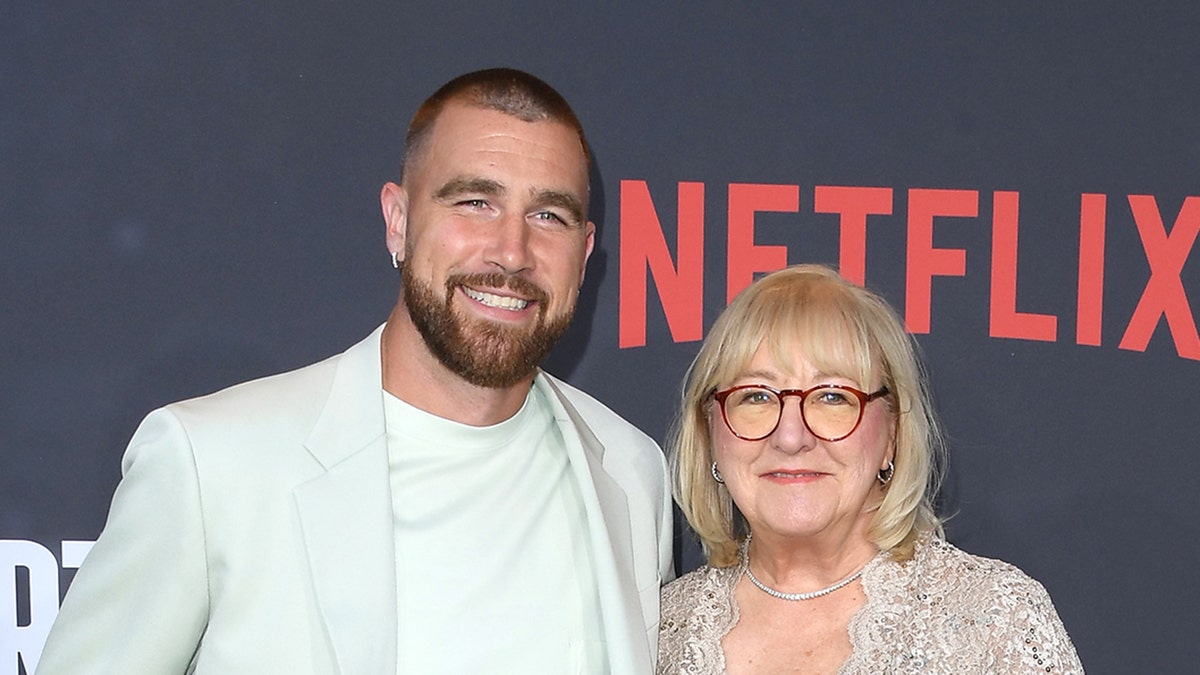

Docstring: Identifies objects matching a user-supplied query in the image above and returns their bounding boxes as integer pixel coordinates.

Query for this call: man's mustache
[445,272,550,307]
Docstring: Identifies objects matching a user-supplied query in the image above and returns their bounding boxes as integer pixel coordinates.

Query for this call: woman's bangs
[763,295,877,388]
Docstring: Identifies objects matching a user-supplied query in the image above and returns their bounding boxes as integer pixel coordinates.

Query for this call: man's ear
[579,220,596,286]
[381,182,408,262]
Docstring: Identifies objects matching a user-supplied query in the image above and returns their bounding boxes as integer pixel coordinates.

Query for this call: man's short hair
[400,68,591,182]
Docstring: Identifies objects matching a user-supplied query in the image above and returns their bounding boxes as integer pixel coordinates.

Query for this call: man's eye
[533,211,566,224]
[458,199,489,209]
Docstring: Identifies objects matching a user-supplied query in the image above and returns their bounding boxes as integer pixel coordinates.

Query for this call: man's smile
[462,286,531,311]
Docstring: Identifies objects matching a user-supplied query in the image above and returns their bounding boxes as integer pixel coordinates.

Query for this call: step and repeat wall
[3,4,1197,673]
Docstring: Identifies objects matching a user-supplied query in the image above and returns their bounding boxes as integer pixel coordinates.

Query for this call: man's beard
[402,267,575,389]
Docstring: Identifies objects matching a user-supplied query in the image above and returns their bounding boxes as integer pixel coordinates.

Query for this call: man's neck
[380,305,535,427]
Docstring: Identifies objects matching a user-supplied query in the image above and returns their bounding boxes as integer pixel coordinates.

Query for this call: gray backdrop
[4,3,1198,673]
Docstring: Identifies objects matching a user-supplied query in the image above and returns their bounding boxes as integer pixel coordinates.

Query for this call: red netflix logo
[618,181,1200,361]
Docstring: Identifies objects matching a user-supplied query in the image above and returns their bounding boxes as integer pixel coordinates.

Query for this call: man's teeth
[463,287,530,310]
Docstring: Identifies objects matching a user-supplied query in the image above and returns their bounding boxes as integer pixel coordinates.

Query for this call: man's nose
[484,211,533,274]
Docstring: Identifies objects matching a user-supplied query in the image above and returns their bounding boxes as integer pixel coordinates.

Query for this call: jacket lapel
[537,374,652,674]
[293,326,397,674]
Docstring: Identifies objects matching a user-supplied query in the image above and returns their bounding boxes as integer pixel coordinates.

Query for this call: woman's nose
[769,398,816,453]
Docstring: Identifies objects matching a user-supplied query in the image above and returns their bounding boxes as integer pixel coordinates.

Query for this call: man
[37,68,673,674]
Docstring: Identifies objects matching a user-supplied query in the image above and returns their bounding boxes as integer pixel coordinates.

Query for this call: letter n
[619,180,705,347]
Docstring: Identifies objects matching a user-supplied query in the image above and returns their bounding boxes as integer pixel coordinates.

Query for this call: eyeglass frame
[711,383,891,442]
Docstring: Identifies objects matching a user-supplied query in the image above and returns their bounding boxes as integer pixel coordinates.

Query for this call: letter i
[1077,193,1106,346]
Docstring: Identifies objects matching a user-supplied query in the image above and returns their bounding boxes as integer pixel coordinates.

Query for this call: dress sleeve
[658,567,735,675]
[36,408,211,674]
[986,573,1085,674]
[657,575,690,673]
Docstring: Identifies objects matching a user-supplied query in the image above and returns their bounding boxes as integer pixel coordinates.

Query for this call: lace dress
[658,537,1083,674]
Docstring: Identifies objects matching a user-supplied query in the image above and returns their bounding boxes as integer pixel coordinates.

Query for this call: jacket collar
[304,324,387,470]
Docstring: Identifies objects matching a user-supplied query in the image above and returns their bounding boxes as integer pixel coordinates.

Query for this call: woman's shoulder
[661,563,740,614]
[659,563,741,674]
[853,537,1083,673]
[906,537,1052,602]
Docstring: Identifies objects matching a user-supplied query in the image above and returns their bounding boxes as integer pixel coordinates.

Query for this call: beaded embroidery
[658,537,1083,674]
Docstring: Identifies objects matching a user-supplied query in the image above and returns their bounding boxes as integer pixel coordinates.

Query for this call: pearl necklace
[743,535,868,601]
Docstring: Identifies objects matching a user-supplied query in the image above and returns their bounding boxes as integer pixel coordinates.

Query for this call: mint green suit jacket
[37,325,673,674]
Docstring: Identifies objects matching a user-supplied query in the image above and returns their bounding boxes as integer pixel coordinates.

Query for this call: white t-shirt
[384,386,607,673]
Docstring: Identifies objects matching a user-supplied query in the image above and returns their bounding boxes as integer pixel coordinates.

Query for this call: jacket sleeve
[655,447,675,585]
[36,408,210,674]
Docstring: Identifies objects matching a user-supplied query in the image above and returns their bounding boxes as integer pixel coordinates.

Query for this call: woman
[658,264,1082,674]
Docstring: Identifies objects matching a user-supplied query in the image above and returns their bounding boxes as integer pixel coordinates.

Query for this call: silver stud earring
[391,251,399,269]
[877,459,895,485]
[711,461,725,484]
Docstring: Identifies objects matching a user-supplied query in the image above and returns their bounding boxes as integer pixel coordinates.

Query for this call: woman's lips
[761,470,827,483]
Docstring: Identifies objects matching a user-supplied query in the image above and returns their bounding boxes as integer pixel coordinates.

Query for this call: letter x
[1119,195,1200,360]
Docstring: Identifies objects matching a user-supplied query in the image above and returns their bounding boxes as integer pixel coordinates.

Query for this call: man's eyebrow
[433,176,505,201]
[531,188,585,225]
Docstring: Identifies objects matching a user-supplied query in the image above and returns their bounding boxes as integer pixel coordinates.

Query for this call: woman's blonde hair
[669,264,946,566]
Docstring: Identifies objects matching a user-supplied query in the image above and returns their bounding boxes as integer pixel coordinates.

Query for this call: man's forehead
[428,102,586,165]
[416,108,586,188]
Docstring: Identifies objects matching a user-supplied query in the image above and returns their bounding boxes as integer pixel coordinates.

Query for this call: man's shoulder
[161,326,382,431]
[157,345,338,429]
[164,348,339,424]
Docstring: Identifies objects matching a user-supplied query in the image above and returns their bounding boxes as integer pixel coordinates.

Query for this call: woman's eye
[737,389,775,406]
[814,388,852,405]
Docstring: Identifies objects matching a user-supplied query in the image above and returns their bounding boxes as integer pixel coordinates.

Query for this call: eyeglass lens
[721,386,865,441]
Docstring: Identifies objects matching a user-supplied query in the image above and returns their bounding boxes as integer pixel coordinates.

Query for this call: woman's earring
[711,461,725,484]
[877,459,895,485]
